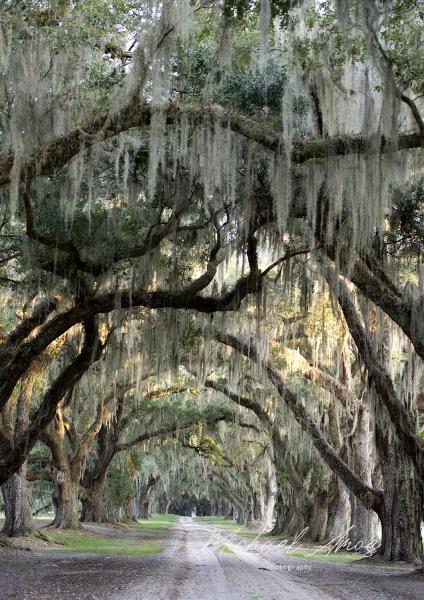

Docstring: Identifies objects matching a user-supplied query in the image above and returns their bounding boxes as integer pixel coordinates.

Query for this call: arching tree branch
[1,103,422,188]
[215,331,382,512]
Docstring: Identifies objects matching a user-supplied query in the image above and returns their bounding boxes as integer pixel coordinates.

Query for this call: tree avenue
[0,0,424,578]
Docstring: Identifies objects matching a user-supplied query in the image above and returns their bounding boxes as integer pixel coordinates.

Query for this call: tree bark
[325,476,350,541]
[1,364,43,536]
[264,454,277,530]
[50,467,80,529]
[0,319,105,486]
[325,399,351,540]
[1,463,34,536]
[80,476,108,523]
[349,402,378,547]
[269,490,286,536]
[122,494,136,522]
[376,426,423,564]
[320,260,424,480]
[135,475,159,520]
[308,487,329,542]
[43,410,83,529]
[216,332,382,514]
[139,496,150,520]
[253,492,265,523]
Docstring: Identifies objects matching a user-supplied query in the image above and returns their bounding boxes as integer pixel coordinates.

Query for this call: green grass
[197,518,367,563]
[218,544,235,554]
[288,549,364,563]
[49,531,162,556]
[194,516,260,538]
[136,513,178,531]
[195,516,230,524]
[151,513,178,522]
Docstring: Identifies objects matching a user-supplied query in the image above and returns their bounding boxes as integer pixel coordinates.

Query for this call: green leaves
[217,61,287,116]
[222,0,301,24]
[300,0,424,95]
[183,431,224,464]
[386,176,424,258]
[382,0,424,94]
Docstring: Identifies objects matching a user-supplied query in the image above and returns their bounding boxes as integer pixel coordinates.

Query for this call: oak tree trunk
[264,455,277,530]
[349,403,378,548]
[308,487,329,542]
[269,490,285,536]
[1,463,34,537]
[253,492,265,523]
[376,428,423,564]
[326,476,350,541]
[80,477,108,523]
[51,469,80,529]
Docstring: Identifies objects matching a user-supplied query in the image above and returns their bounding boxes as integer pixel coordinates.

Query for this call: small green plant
[218,544,235,554]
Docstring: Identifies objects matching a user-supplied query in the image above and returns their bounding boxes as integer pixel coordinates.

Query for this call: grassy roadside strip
[194,516,259,538]
[49,529,162,556]
[48,514,178,556]
[195,517,372,564]
[136,513,178,532]
[287,549,363,563]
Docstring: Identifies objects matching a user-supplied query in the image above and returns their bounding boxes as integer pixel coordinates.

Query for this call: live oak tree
[1,0,424,565]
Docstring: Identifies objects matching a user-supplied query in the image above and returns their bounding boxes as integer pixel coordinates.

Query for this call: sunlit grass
[288,549,364,563]
[194,516,259,538]
[218,544,235,554]
[49,531,162,556]
[136,513,178,531]
[195,516,229,523]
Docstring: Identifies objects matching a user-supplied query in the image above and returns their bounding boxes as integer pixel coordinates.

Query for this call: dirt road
[0,517,423,599]
[118,517,423,600]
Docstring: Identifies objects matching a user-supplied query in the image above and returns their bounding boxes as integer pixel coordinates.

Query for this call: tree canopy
[0,0,424,567]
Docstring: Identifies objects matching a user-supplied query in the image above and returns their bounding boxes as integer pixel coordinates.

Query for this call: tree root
[32,530,59,544]
[0,535,31,551]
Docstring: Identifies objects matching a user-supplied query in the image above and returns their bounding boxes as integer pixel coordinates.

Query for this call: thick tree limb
[1,102,422,188]
[25,186,208,275]
[203,376,312,507]
[350,257,424,361]
[0,247,293,413]
[4,297,58,348]
[0,319,106,485]
[401,94,424,138]
[215,332,382,512]
[320,258,424,481]
[275,346,361,409]
[203,378,272,429]
[117,411,240,452]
